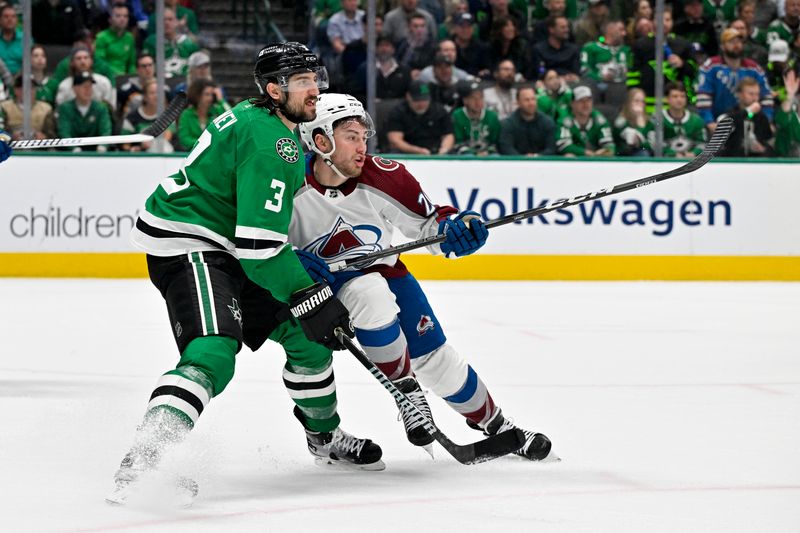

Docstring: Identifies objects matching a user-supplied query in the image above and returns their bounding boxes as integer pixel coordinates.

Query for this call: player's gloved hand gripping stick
[328,117,734,272]
[10,92,188,150]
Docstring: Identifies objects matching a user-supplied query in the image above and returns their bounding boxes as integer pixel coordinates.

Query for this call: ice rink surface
[1,278,798,533]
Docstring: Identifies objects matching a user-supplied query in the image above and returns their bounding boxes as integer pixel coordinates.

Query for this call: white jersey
[289,155,456,276]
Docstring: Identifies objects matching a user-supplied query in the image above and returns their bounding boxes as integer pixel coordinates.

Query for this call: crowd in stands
[0,0,229,152]
[312,0,800,157]
[1,0,799,157]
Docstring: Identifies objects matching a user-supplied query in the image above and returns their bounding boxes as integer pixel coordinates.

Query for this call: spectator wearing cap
[657,82,708,158]
[94,2,137,78]
[767,0,800,51]
[395,11,437,76]
[766,39,796,101]
[143,7,200,78]
[696,27,774,131]
[0,75,56,141]
[489,15,531,77]
[630,7,694,113]
[728,17,768,67]
[718,77,775,156]
[428,53,464,111]
[55,71,113,151]
[39,31,118,104]
[484,59,519,120]
[386,79,455,154]
[173,51,230,109]
[55,48,116,109]
[532,0,575,44]
[384,0,437,46]
[451,12,492,79]
[438,0,471,39]
[452,79,501,155]
[0,4,22,75]
[31,0,86,45]
[498,85,556,156]
[674,0,719,57]
[574,0,610,47]
[475,0,527,42]
[419,40,472,83]
[775,69,800,156]
[531,16,581,82]
[555,85,615,156]
[537,68,572,120]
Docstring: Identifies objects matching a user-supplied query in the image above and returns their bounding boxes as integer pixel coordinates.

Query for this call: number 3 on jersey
[264,179,285,212]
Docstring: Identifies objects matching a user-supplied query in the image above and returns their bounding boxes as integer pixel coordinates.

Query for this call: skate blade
[540,451,561,463]
[314,456,386,471]
[422,443,435,460]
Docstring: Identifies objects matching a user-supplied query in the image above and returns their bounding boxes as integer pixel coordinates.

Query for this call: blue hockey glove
[295,249,335,284]
[0,130,11,163]
[439,210,489,258]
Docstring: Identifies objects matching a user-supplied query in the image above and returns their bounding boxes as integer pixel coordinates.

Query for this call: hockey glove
[289,282,354,350]
[0,130,11,163]
[295,249,335,285]
[439,210,489,258]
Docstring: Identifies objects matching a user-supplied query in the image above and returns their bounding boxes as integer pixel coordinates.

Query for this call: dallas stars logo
[276,138,299,163]
[228,298,243,327]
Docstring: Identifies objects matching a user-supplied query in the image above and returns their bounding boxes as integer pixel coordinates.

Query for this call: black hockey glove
[289,282,354,350]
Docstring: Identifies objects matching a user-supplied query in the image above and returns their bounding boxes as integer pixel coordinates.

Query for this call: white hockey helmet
[298,93,375,158]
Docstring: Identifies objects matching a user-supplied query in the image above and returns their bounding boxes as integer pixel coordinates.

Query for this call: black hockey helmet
[253,42,329,95]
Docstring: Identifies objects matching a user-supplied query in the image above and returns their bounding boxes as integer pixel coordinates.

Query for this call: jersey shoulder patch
[369,155,402,172]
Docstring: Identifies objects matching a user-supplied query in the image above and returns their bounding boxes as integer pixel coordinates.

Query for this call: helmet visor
[279,66,330,92]
[333,112,376,141]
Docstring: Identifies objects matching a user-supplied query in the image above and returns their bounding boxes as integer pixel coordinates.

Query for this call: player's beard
[279,92,317,124]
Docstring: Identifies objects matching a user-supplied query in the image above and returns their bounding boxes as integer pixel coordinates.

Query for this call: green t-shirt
[775,101,800,157]
[131,101,312,301]
[94,29,137,77]
[147,6,199,35]
[580,41,631,83]
[555,110,615,155]
[654,109,707,157]
[451,106,501,154]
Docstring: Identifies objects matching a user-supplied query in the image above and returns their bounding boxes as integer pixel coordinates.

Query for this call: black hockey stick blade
[329,116,734,272]
[142,91,188,137]
[336,330,526,464]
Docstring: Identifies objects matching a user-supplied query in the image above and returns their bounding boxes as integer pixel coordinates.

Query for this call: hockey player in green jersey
[107,42,383,507]
[654,82,707,158]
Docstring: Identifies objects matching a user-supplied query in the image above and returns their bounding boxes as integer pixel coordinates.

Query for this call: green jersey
[451,106,501,154]
[653,109,707,156]
[536,86,572,120]
[612,115,653,155]
[580,41,631,83]
[55,99,112,139]
[142,34,200,77]
[130,101,312,301]
[555,110,615,155]
[703,0,737,29]
[94,28,137,77]
[766,19,799,46]
[775,100,800,157]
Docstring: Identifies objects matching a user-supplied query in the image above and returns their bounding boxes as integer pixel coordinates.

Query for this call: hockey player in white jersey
[291,93,554,461]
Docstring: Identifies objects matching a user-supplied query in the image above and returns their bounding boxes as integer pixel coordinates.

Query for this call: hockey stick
[329,116,734,272]
[10,92,188,150]
[334,328,526,465]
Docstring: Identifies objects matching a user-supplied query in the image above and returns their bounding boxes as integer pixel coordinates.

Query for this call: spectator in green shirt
[556,85,615,156]
[775,70,800,157]
[147,0,199,38]
[451,79,501,155]
[143,7,200,78]
[0,4,22,75]
[612,87,653,156]
[176,78,221,151]
[55,71,113,152]
[95,2,137,78]
[537,68,572,120]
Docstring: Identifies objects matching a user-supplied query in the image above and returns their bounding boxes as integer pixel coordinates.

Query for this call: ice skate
[305,426,386,471]
[105,449,199,507]
[394,376,435,456]
[468,410,559,462]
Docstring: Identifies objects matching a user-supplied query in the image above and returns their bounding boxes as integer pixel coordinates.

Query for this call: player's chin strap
[314,139,351,183]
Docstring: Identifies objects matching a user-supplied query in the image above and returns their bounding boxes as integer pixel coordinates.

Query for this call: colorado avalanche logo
[306,217,382,265]
[416,315,435,336]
